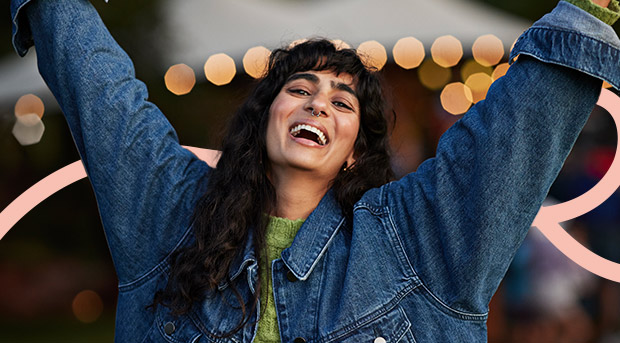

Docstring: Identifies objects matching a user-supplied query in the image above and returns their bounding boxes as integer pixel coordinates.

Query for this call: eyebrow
[286,73,358,98]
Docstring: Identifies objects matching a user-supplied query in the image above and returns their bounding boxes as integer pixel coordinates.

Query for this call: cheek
[340,118,360,148]
[267,95,289,129]
[265,109,279,153]
[265,98,289,158]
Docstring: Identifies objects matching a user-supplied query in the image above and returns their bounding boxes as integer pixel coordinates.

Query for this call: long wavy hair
[152,38,394,337]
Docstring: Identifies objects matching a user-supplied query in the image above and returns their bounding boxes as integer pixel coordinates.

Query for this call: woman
[10,0,620,342]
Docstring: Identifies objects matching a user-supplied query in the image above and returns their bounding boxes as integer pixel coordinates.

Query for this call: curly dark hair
[151,38,394,337]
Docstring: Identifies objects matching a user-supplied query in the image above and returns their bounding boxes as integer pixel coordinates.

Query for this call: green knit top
[254,216,305,343]
[566,0,619,25]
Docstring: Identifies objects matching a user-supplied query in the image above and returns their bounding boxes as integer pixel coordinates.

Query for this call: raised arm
[11,0,211,285]
[383,1,620,316]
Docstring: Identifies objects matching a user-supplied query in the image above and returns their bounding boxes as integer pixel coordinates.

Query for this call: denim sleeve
[11,0,211,285]
[384,1,620,315]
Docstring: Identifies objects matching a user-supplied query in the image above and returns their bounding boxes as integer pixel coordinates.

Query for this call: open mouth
[290,124,328,146]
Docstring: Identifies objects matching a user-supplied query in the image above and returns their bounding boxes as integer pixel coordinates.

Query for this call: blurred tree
[92,0,166,84]
[472,0,620,35]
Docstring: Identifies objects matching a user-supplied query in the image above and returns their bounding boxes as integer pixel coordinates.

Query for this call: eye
[289,88,310,96]
[333,101,353,111]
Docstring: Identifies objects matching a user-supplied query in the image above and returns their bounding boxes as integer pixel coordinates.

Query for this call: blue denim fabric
[11,0,620,342]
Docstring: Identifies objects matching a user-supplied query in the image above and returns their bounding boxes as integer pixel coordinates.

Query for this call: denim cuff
[11,0,109,56]
[510,1,620,90]
[11,0,33,57]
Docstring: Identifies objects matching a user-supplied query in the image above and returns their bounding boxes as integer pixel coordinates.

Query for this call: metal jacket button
[164,321,175,335]
[293,337,306,343]
[374,337,386,343]
[286,270,298,282]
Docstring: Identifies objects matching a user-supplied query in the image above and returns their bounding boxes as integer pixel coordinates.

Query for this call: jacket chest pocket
[141,307,204,343]
[324,306,416,343]
[146,304,243,343]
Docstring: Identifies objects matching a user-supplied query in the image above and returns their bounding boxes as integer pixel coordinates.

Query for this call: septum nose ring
[311,109,323,117]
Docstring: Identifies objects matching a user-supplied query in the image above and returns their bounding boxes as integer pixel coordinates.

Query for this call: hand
[591,0,610,8]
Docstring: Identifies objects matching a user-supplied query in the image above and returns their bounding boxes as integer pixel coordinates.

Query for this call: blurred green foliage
[473,0,620,35]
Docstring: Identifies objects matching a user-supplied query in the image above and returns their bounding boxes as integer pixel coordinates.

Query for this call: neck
[269,168,331,220]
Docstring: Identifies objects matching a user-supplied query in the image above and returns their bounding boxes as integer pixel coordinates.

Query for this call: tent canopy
[1,0,530,108]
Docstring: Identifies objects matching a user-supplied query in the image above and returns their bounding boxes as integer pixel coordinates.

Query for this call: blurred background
[1,0,619,341]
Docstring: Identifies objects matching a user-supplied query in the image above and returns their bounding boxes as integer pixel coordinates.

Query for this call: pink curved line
[534,222,620,283]
[533,89,620,224]
[531,88,620,284]
[0,161,86,240]
[0,146,220,241]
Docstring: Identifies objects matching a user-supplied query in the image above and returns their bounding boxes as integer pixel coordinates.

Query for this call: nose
[306,94,329,117]
[310,108,325,117]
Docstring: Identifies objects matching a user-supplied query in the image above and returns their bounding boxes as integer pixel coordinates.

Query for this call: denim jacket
[11,0,620,342]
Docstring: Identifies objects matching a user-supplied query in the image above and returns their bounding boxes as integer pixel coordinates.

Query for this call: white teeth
[289,124,327,145]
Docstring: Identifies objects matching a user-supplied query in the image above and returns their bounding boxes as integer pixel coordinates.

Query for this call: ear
[345,150,357,169]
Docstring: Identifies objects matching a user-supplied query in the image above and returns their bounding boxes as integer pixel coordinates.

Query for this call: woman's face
[266,70,360,180]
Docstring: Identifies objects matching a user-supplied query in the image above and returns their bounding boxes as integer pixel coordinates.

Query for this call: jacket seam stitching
[383,186,488,319]
[527,26,620,51]
[353,202,388,215]
[418,282,488,319]
[118,220,195,291]
[386,207,417,278]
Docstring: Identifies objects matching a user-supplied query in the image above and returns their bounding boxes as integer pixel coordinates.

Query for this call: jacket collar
[280,189,345,281]
[222,189,345,288]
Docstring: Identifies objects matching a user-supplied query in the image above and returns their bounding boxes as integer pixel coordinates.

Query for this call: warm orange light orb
[72,290,104,323]
[164,64,196,95]
[15,94,44,118]
[393,37,425,70]
[331,39,351,50]
[465,72,494,103]
[418,59,452,90]
[472,34,504,67]
[441,82,473,115]
[289,38,308,49]
[460,59,492,83]
[357,40,388,70]
[492,63,510,81]
[431,35,463,68]
[204,53,236,86]
[243,46,271,79]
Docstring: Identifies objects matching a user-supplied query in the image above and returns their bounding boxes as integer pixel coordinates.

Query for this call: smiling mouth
[290,124,328,146]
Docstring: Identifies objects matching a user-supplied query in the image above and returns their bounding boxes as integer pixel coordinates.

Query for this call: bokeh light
[357,40,388,70]
[418,59,452,90]
[431,35,463,68]
[472,34,504,67]
[393,37,425,70]
[331,39,351,50]
[15,94,44,118]
[492,63,510,81]
[289,38,308,49]
[465,72,494,103]
[12,113,45,146]
[72,290,104,323]
[243,46,271,79]
[440,82,473,115]
[204,53,236,86]
[460,59,492,83]
[164,64,196,95]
